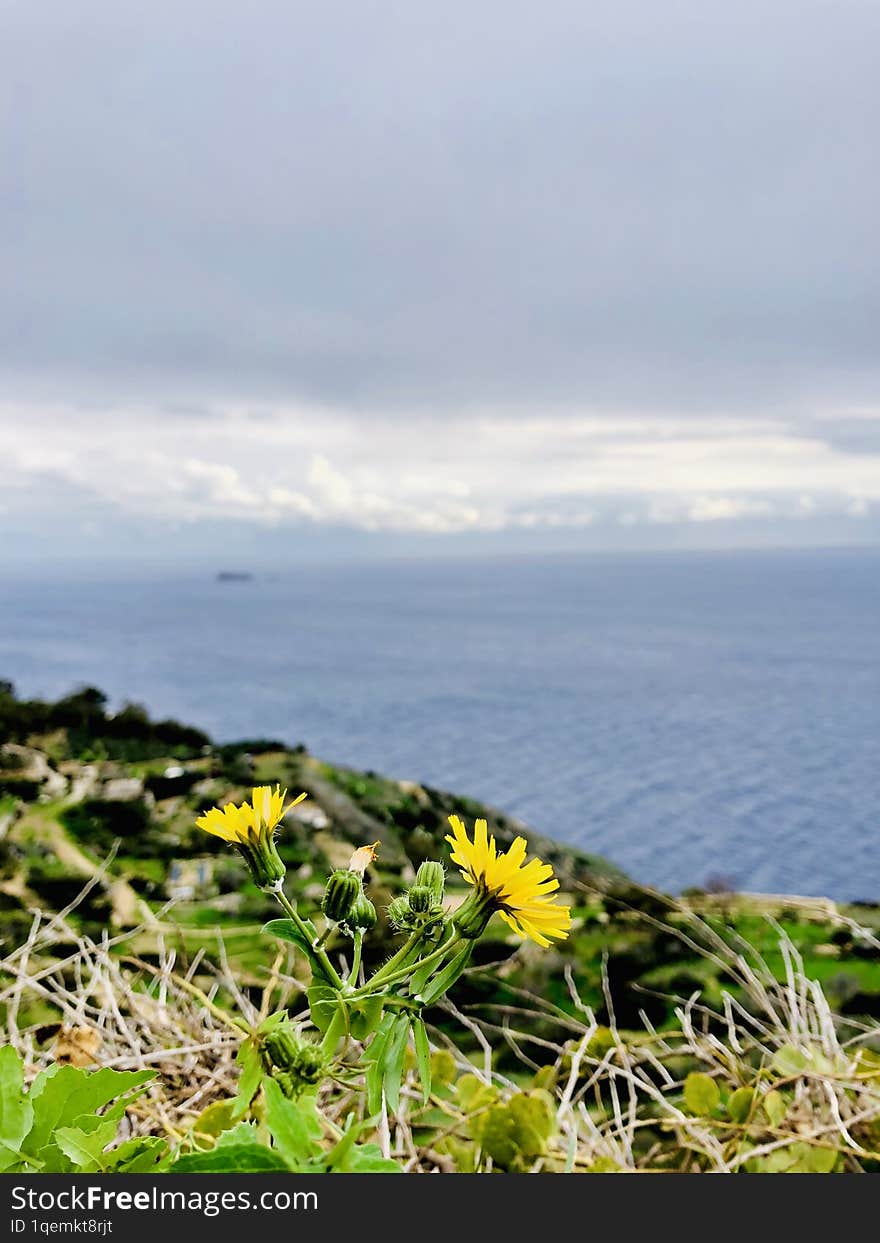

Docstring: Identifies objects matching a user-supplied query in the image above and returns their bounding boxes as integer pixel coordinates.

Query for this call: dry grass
[3,870,879,1171]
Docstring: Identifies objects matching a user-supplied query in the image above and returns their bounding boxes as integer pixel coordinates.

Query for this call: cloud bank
[1,1,879,558]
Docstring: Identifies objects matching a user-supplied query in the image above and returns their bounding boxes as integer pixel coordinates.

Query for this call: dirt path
[17,805,157,929]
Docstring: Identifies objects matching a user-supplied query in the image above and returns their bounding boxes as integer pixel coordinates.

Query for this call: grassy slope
[3,735,880,1051]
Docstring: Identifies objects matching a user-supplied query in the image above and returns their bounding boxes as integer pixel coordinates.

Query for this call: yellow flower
[196,785,306,844]
[445,814,571,947]
[196,786,306,889]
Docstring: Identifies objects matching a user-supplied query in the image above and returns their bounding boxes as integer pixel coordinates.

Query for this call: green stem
[349,929,364,984]
[352,931,463,998]
[363,929,426,990]
[273,888,345,991]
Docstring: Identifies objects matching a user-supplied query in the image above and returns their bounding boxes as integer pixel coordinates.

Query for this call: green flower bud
[408,884,434,914]
[415,861,445,900]
[348,892,377,930]
[387,895,412,930]
[236,834,286,891]
[263,1025,301,1070]
[264,1024,327,1095]
[453,887,495,939]
[321,869,360,923]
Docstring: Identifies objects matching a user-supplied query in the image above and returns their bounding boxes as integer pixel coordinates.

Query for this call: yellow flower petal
[445,814,571,948]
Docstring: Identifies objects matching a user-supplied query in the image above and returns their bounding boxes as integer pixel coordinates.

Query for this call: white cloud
[1,399,880,543]
[686,496,774,523]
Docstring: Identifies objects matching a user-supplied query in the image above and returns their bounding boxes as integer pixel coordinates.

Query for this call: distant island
[216,571,254,582]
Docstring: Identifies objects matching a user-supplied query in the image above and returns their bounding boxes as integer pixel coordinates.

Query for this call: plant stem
[273,888,345,990]
[352,930,463,998]
[363,929,426,989]
[349,929,364,984]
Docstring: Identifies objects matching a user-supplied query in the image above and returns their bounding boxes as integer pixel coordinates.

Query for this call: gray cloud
[2,0,879,414]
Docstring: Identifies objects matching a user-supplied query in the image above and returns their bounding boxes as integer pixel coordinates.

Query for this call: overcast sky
[2,0,879,563]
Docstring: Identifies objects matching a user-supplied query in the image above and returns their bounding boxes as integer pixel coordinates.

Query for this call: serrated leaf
[24,1066,154,1157]
[341,1142,400,1173]
[54,1119,117,1171]
[106,1136,168,1173]
[262,1078,321,1168]
[0,1044,33,1155]
[214,1121,262,1148]
[382,1013,410,1115]
[172,1143,292,1173]
[683,1072,720,1117]
[412,1017,431,1105]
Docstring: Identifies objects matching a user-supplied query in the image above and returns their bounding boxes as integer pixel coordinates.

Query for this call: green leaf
[348,994,384,1041]
[172,1143,292,1173]
[430,1049,457,1085]
[762,1089,787,1128]
[214,1121,262,1148]
[106,1136,168,1173]
[382,1013,410,1115]
[322,1115,359,1171]
[683,1072,720,1117]
[419,943,474,1005]
[805,1145,838,1174]
[24,1066,153,1157]
[307,985,341,1036]
[54,1119,117,1171]
[772,1046,809,1077]
[412,1017,432,1105]
[366,1014,396,1116]
[341,1142,400,1173]
[262,1078,321,1168]
[457,1073,498,1114]
[191,1099,237,1143]
[231,1040,262,1119]
[727,1086,755,1124]
[261,918,315,956]
[261,918,334,982]
[0,1045,33,1155]
[409,953,438,997]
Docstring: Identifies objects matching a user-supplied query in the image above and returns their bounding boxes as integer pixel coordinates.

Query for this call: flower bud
[408,884,434,914]
[236,834,286,891]
[321,869,360,923]
[348,892,377,931]
[387,895,412,930]
[415,861,445,901]
[264,1025,326,1095]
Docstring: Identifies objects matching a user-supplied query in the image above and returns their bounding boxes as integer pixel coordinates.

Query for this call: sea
[1,547,878,901]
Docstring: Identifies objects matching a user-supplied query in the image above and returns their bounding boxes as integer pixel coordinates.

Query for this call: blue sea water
[1,548,878,900]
